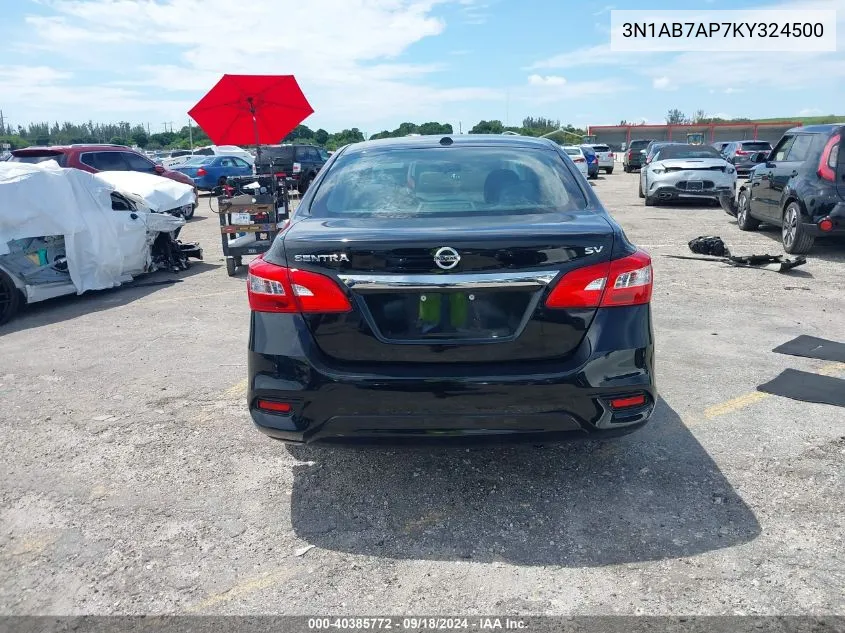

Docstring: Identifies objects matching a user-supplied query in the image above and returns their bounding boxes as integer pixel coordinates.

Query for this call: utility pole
[0,110,5,135]
[459,121,462,134]
[188,118,193,151]
[162,121,175,133]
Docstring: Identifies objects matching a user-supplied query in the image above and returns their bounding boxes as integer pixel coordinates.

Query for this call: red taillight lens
[275,171,287,178]
[734,150,748,156]
[817,134,839,182]
[628,151,634,159]
[257,400,292,414]
[610,394,646,409]
[574,157,585,163]
[609,152,614,159]
[545,250,653,309]
[196,167,207,176]
[818,218,834,232]
[247,259,352,314]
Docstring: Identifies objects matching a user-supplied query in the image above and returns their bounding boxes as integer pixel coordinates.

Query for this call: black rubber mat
[772,335,845,363]
[758,369,845,408]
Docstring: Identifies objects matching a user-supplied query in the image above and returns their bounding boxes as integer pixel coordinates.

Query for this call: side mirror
[154,164,165,174]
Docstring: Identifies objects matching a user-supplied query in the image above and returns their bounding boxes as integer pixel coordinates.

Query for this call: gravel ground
[1,168,843,616]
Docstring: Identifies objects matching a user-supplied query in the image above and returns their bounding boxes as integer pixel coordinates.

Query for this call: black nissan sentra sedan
[246,134,655,444]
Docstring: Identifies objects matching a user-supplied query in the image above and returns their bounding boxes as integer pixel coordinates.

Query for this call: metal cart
[217,174,292,276]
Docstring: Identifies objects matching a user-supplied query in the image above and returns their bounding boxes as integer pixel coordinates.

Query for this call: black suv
[623,139,653,172]
[721,140,773,177]
[254,144,328,193]
[721,124,843,254]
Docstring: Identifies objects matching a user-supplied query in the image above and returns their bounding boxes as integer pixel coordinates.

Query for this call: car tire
[183,204,196,220]
[606,168,613,175]
[644,194,655,206]
[226,257,237,277]
[623,165,630,173]
[781,202,815,254]
[736,191,759,231]
[638,178,645,198]
[0,269,21,326]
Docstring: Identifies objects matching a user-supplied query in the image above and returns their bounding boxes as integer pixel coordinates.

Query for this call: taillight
[574,157,585,163]
[292,162,302,174]
[817,134,839,182]
[734,150,748,156]
[247,259,352,314]
[545,250,653,309]
[196,167,207,176]
[609,152,614,159]
[256,400,292,414]
[275,171,287,178]
[628,151,634,159]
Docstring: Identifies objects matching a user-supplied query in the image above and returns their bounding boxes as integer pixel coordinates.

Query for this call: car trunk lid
[282,213,615,364]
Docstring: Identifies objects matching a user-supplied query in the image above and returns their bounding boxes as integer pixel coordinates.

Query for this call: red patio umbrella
[188,74,314,166]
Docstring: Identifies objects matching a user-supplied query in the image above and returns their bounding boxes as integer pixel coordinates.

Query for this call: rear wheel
[226,257,237,277]
[638,178,645,198]
[0,269,21,326]
[644,193,655,206]
[623,164,630,173]
[298,175,311,194]
[183,204,196,220]
[782,202,815,254]
[736,191,759,231]
[606,168,614,175]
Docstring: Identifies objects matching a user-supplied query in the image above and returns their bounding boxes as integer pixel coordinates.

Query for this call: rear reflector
[610,394,646,409]
[545,250,653,309]
[819,218,834,232]
[257,400,292,413]
[247,259,352,314]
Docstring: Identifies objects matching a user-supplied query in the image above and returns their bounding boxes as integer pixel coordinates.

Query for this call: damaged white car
[0,161,202,325]
[639,143,736,206]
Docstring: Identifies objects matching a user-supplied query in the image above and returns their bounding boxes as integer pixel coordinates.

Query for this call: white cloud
[9,0,503,129]
[528,74,567,87]
[652,76,673,90]
[723,88,743,94]
[592,5,615,16]
[798,108,824,116]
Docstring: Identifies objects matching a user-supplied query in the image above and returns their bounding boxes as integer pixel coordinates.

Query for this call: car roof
[13,144,129,152]
[341,134,558,156]
[785,123,845,135]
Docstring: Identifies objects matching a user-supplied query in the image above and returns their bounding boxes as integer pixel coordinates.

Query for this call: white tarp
[95,171,195,213]
[0,161,187,294]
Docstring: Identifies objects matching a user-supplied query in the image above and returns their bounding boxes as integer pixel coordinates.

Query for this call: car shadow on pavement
[286,397,761,567]
[0,262,220,335]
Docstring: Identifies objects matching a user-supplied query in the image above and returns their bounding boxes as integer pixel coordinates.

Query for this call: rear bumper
[650,184,732,201]
[805,202,845,236]
[247,305,656,444]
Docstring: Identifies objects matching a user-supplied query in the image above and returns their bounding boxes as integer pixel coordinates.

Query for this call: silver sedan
[639,144,736,206]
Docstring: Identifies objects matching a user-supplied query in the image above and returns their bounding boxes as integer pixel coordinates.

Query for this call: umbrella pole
[248,97,260,176]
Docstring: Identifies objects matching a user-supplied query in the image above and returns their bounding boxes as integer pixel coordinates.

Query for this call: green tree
[666,109,687,124]
[469,120,505,134]
[314,128,329,145]
[131,130,149,148]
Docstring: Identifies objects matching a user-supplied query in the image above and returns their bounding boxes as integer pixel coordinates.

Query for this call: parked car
[721,140,774,177]
[623,139,653,172]
[720,124,843,254]
[245,134,655,444]
[562,146,589,178]
[172,155,253,190]
[0,162,202,325]
[580,145,600,179]
[639,143,736,206]
[254,143,328,193]
[586,143,614,174]
[191,145,255,165]
[8,144,198,218]
[712,141,731,153]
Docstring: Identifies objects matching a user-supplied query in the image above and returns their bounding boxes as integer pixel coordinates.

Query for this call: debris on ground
[663,236,807,273]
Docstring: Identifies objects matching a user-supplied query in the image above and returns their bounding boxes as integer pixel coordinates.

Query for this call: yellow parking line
[703,361,845,420]
[225,378,248,398]
[189,566,297,612]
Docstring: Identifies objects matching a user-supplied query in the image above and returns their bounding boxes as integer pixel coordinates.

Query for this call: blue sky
[0,0,842,136]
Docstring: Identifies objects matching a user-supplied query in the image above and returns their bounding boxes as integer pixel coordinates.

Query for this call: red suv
[9,144,198,218]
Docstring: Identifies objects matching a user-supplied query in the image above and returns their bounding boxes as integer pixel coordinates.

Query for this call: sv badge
[585,246,604,255]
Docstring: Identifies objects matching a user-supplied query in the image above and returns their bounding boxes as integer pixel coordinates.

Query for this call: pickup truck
[254,144,328,193]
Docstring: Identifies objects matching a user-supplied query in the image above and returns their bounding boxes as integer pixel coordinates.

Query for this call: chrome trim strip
[338,270,560,291]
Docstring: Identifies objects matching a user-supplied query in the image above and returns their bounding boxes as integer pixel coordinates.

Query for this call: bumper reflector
[818,218,834,232]
[257,400,292,414]
[609,394,647,409]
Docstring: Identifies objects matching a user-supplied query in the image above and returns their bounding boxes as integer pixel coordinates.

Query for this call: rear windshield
[656,145,723,160]
[256,146,294,163]
[740,142,772,151]
[629,140,651,149]
[10,152,66,165]
[563,148,581,156]
[591,145,610,152]
[309,146,588,218]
